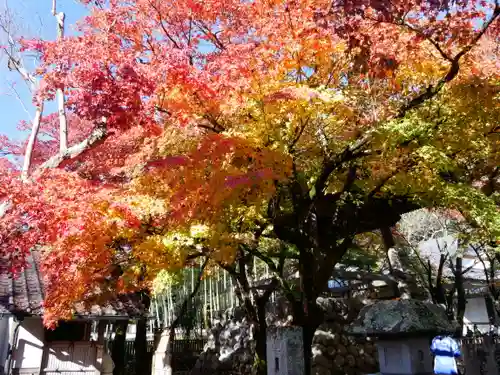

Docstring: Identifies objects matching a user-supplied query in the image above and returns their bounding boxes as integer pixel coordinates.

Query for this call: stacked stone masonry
[312,322,378,375]
[311,297,378,375]
[191,297,379,375]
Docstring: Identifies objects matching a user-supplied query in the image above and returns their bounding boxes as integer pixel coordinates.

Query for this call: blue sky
[1,0,494,143]
[0,0,88,141]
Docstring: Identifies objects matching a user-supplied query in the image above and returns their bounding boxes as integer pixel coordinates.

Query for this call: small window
[45,321,88,342]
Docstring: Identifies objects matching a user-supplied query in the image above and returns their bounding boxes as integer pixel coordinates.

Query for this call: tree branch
[471,243,491,287]
[4,81,33,118]
[315,236,354,293]
[313,147,366,198]
[21,103,44,181]
[149,1,182,50]
[194,21,226,50]
[398,4,500,116]
[289,116,311,151]
[34,117,108,173]
[313,6,500,196]
[242,245,295,295]
[399,232,432,277]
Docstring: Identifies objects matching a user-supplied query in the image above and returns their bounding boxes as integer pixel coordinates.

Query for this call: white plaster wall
[266,327,304,375]
[463,297,490,334]
[12,317,45,370]
[0,317,10,371]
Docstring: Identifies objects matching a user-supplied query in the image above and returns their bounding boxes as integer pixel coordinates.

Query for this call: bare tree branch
[51,0,68,152]
[4,81,33,118]
[0,6,45,181]
[21,102,44,181]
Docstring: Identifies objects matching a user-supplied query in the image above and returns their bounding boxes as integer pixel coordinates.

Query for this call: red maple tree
[0,3,498,371]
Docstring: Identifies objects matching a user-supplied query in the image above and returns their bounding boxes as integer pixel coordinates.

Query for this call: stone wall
[191,297,379,375]
[192,311,257,375]
[312,297,378,375]
[312,322,377,375]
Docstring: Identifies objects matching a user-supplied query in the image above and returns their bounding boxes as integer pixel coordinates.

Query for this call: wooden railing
[458,335,500,375]
[108,338,207,375]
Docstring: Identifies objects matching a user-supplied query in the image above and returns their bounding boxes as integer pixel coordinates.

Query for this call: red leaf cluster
[0,0,497,325]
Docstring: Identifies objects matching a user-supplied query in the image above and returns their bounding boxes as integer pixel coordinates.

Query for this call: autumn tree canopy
[0,0,499,331]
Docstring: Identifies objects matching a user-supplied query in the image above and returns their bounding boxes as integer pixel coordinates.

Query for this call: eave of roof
[0,250,148,319]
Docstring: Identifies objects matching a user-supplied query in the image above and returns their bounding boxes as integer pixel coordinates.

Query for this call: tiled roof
[0,249,45,316]
[0,249,148,318]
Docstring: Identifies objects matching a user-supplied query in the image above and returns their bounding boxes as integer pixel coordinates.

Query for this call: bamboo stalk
[154,299,160,328]
[225,273,228,311]
[209,276,214,322]
[162,295,168,327]
[215,268,220,313]
[203,276,208,329]
[229,276,234,308]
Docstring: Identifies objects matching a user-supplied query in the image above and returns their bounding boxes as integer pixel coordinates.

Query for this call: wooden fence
[122,339,155,356]
[459,336,500,375]
[113,335,500,375]
[109,338,207,375]
[171,339,207,371]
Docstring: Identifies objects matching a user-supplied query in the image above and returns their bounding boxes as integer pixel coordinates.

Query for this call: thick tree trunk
[111,320,128,375]
[281,293,321,375]
[445,286,457,321]
[435,254,448,305]
[254,277,278,375]
[299,301,322,375]
[134,317,149,375]
[280,254,318,375]
[253,295,269,375]
[303,323,316,375]
[134,290,151,375]
[223,253,278,375]
[381,226,411,298]
[271,182,418,374]
[454,257,466,335]
[299,259,318,375]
